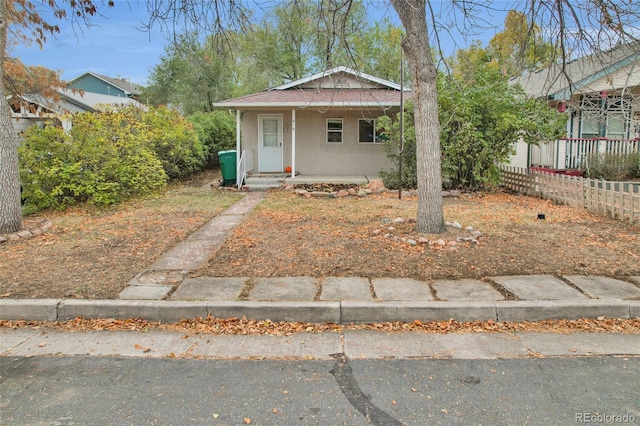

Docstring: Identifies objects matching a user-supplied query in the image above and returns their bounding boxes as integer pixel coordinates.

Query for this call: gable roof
[213,66,407,109]
[510,42,640,100]
[11,89,146,117]
[69,72,143,96]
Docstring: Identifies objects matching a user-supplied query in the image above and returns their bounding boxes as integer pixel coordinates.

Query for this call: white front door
[258,115,283,172]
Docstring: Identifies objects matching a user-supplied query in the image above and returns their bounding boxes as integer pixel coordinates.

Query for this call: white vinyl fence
[500,165,640,225]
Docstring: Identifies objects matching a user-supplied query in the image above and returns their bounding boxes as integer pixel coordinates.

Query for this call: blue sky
[11,1,506,87]
[11,1,167,86]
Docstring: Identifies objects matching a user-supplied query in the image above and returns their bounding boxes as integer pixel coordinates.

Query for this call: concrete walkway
[1,192,639,324]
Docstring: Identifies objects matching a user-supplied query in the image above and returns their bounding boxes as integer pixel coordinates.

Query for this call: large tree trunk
[391,0,446,234]
[0,0,22,234]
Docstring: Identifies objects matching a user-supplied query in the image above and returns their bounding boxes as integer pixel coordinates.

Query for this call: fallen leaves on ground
[1,316,639,335]
[196,190,640,281]
[0,170,241,299]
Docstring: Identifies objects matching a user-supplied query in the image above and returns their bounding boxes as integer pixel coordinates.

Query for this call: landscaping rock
[357,190,367,197]
[417,237,429,245]
[391,217,405,223]
[348,188,357,196]
[311,191,329,197]
[295,189,308,196]
[337,189,349,198]
[406,239,417,246]
[17,230,33,239]
[366,179,385,190]
[40,220,53,232]
[450,190,462,197]
[451,222,462,229]
[435,239,446,246]
[0,236,6,244]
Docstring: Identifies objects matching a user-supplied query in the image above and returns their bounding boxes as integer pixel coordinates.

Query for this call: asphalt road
[1,355,639,425]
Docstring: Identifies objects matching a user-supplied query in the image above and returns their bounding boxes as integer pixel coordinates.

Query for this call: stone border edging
[0,219,53,244]
[2,299,638,324]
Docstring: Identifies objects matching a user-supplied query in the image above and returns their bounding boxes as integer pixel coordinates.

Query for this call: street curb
[1,299,639,323]
[495,300,636,322]
[0,299,61,321]
[207,301,341,323]
[341,301,498,323]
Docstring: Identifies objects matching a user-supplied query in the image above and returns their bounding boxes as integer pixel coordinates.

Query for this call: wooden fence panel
[499,166,640,226]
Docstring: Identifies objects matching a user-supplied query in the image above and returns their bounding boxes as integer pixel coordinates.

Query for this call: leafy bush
[377,104,417,189]
[438,68,564,189]
[188,110,236,167]
[142,106,206,179]
[377,67,564,191]
[19,113,167,211]
[581,152,640,181]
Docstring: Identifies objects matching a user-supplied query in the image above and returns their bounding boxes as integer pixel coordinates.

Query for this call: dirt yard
[1,176,639,300]
[0,171,241,299]
[195,189,640,282]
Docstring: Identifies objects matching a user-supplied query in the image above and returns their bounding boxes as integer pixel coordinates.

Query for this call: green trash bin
[218,150,237,186]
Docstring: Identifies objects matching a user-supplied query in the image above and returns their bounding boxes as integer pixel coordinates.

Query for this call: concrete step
[244,177,284,191]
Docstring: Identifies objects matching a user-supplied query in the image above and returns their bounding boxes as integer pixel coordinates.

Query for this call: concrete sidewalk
[3,327,640,359]
[1,192,639,324]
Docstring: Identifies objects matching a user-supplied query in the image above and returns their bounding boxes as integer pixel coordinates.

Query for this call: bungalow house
[9,89,146,138]
[508,41,640,172]
[212,66,406,186]
[67,72,143,99]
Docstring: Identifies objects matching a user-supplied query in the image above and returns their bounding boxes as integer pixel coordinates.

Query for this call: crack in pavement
[329,352,403,426]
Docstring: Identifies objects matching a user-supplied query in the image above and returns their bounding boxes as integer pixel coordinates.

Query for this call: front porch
[243,173,375,191]
[529,138,640,172]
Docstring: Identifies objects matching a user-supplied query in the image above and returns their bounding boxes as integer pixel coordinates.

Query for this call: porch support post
[235,110,241,188]
[236,109,241,158]
[291,109,296,179]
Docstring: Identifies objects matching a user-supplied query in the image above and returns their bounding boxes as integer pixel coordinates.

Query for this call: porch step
[244,176,284,192]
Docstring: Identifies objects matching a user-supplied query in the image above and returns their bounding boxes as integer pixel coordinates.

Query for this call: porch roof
[213,66,406,110]
[212,88,402,109]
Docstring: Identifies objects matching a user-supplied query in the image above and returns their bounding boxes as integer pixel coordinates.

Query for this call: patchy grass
[0,170,241,299]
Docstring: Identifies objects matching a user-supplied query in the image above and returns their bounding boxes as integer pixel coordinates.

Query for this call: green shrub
[581,152,640,181]
[143,106,206,178]
[188,110,236,167]
[19,110,168,211]
[377,67,564,191]
[377,108,417,189]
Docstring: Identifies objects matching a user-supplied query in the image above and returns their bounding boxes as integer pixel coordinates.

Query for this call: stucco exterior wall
[241,108,396,176]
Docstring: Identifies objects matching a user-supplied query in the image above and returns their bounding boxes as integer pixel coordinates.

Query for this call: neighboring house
[212,66,406,182]
[9,89,146,138]
[508,42,640,172]
[67,72,143,99]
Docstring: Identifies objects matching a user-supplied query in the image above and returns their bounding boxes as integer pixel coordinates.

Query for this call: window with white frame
[359,119,378,143]
[327,118,343,143]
